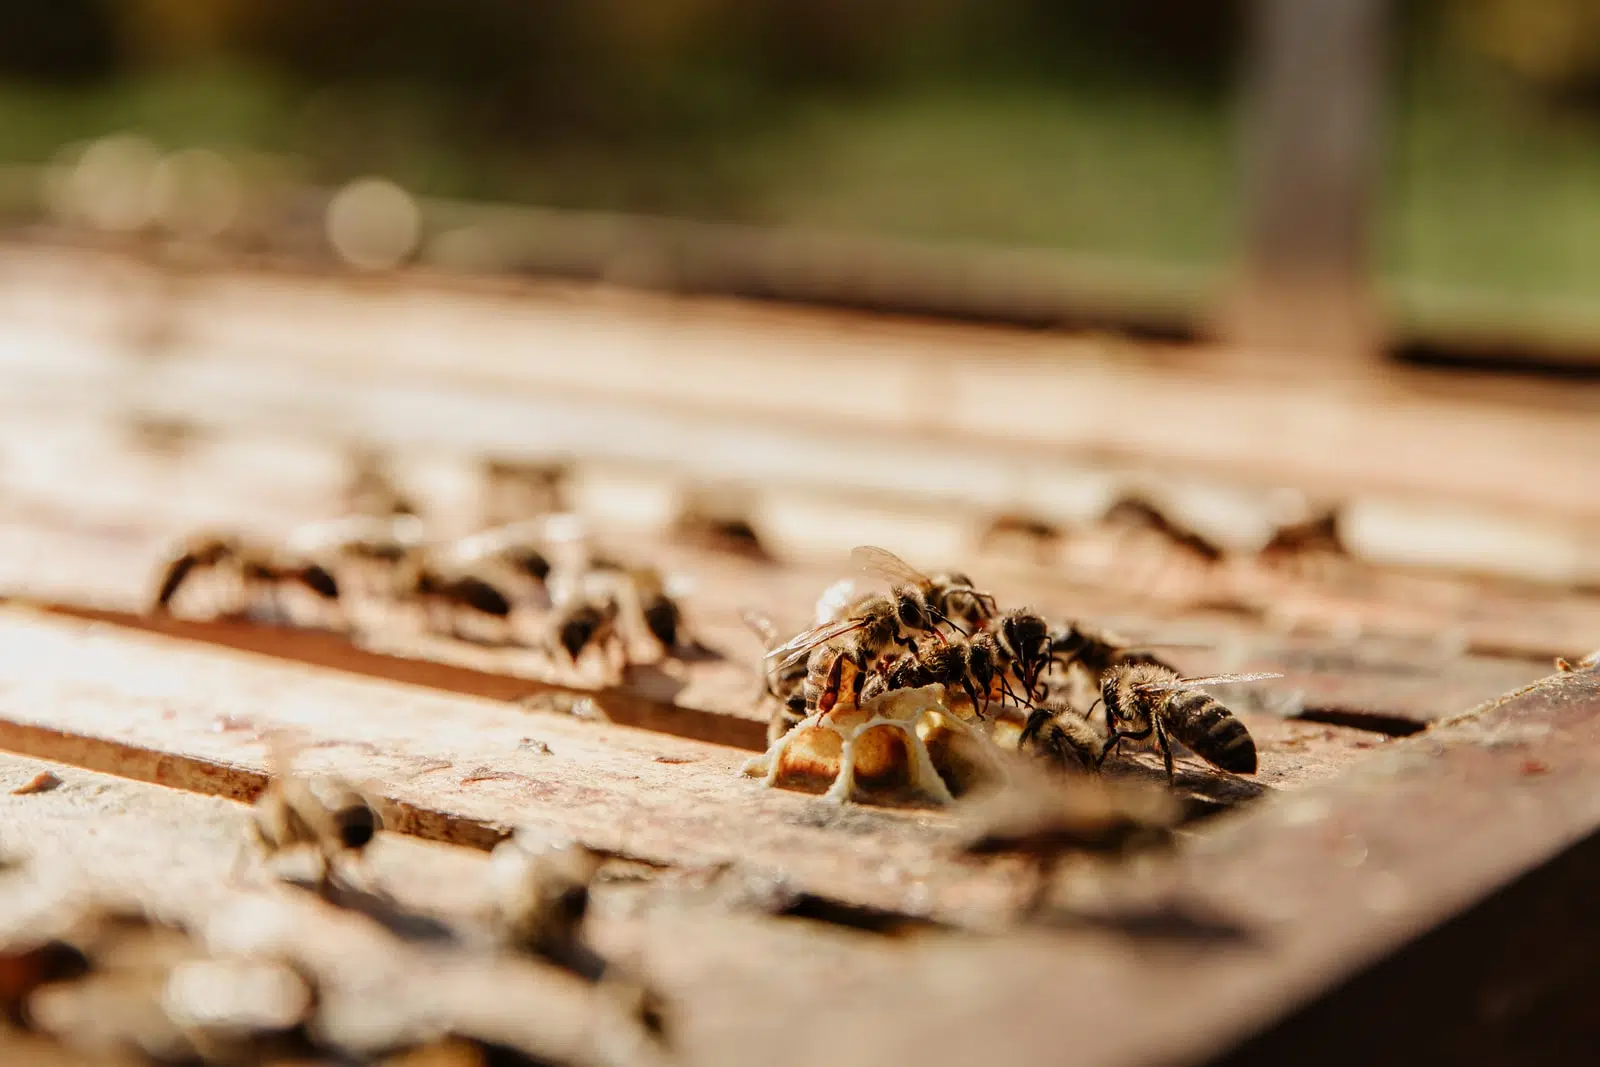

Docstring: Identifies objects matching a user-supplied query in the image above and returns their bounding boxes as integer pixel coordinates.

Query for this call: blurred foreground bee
[151,533,341,625]
[248,738,380,894]
[489,832,602,974]
[1097,665,1280,781]
[957,757,1182,916]
[742,609,809,743]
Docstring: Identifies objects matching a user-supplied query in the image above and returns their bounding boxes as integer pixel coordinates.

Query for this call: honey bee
[620,565,686,653]
[981,608,1054,702]
[548,592,626,682]
[1017,702,1109,773]
[408,564,517,644]
[1102,495,1225,563]
[151,533,342,626]
[248,738,380,894]
[1097,665,1281,781]
[851,545,996,631]
[445,522,556,607]
[489,832,602,973]
[741,609,809,743]
[1260,506,1344,560]
[864,640,1003,721]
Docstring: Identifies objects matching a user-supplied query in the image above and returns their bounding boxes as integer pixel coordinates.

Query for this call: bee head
[895,592,932,633]
[335,802,379,850]
[1001,611,1051,691]
[1100,672,1127,729]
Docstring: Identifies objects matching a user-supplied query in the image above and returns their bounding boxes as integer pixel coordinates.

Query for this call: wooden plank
[0,482,1565,741]
[3,244,1600,546]
[0,634,1593,1064]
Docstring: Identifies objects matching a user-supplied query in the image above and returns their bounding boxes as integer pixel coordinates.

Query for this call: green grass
[4,64,1600,314]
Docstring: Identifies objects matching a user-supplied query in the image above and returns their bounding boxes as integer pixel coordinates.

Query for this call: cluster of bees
[0,742,665,1067]
[148,513,692,682]
[744,546,1275,805]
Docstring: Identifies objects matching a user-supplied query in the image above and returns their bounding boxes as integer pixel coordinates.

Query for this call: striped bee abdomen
[1164,690,1257,774]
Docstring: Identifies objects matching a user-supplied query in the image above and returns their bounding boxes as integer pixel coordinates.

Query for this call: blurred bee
[619,565,687,654]
[1102,495,1224,563]
[1017,702,1109,773]
[579,558,692,657]
[489,832,602,974]
[248,738,380,894]
[1097,665,1281,781]
[287,513,427,598]
[444,521,556,609]
[741,609,809,743]
[151,532,342,626]
[409,564,517,644]
[957,757,1182,915]
[549,589,626,682]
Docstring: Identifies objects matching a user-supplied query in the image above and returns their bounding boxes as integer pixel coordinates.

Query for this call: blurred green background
[4,0,1600,309]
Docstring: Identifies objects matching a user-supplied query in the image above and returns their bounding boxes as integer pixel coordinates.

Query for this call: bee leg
[1155,718,1177,784]
[815,653,847,716]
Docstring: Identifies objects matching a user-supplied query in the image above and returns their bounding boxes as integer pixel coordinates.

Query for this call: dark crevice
[771,892,945,937]
[1294,706,1429,737]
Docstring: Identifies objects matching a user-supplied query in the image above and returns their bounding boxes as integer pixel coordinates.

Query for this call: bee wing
[765,617,867,669]
[850,545,933,590]
[1133,671,1283,693]
[739,608,780,650]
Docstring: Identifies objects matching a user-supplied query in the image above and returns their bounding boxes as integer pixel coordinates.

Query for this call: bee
[764,547,958,716]
[151,533,342,626]
[1261,506,1344,559]
[852,545,996,631]
[618,565,686,654]
[1017,702,1109,773]
[444,522,556,609]
[1102,495,1225,563]
[1556,650,1600,672]
[1097,665,1281,781]
[408,563,517,644]
[1047,621,1178,680]
[741,609,809,743]
[981,608,1054,702]
[287,513,427,598]
[548,591,626,682]
[489,832,602,973]
[864,640,1003,721]
[957,757,1182,915]
[248,738,380,894]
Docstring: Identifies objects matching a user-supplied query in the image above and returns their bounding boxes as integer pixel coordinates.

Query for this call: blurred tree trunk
[1225,0,1388,365]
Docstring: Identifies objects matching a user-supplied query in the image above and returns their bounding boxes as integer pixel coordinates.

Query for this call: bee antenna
[933,610,969,639]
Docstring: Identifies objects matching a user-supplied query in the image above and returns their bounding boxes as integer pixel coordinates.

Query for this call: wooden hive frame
[0,245,1597,1065]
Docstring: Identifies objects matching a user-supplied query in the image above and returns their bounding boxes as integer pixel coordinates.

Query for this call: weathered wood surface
[0,609,1382,917]
[0,624,1594,1066]
[2,245,1599,561]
